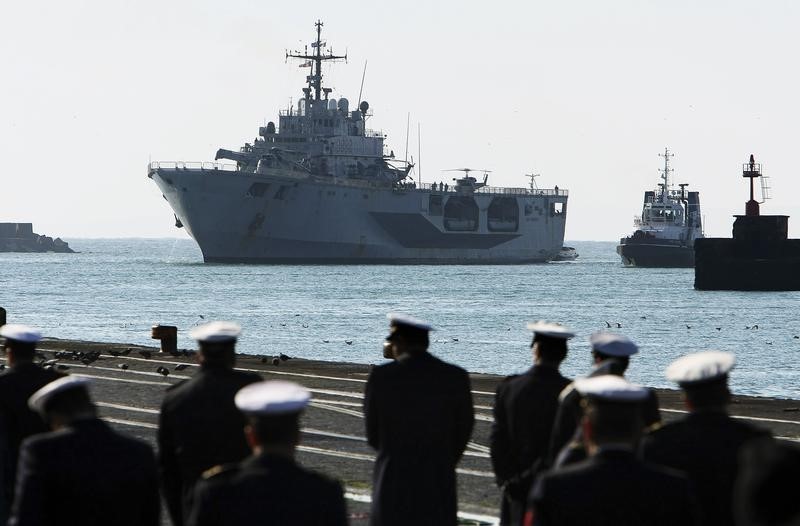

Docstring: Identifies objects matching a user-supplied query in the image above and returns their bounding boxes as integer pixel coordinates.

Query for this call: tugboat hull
[617,240,694,268]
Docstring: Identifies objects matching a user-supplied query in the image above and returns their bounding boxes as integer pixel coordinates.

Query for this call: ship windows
[246,183,270,198]
[429,195,443,216]
[550,202,565,217]
[488,197,519,232]
[443,196,479,232]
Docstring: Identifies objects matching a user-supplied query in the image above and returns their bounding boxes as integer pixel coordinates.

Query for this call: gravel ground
[11,337,800,525]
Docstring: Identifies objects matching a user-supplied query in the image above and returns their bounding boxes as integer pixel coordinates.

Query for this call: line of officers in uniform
[0,316,798,526]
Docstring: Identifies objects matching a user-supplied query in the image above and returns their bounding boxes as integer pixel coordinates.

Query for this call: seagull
[139,350,152,359]
[322,339,330,343]
[616,323,622,328]
[302,324,309,328]
[605,321,612,328]
[752,324,759,330]
[198,315,205,320]
[117,363,129,370]
[766,341,773,345]
[280,323,287,327]
[640,316,647,320]
[793,336,799,339]
[715,327,722,331]
[686,325,692,329]
[452,338,459,342]
[156,366,170,376]
[345,340,353,345]
[174,364,189,371]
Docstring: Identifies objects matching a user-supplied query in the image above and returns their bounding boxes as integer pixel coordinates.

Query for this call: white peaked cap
[573,375,649,402]
[235,380,311,415]
[666,351,735,386]
[526,321,575,339]
[0,324,42,344]
[28,376,91,414]
[190,321,241,342]
[387,313,434,331]
[589,332,639,357]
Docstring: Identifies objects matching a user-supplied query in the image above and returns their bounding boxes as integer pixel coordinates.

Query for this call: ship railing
[408,183,567,196]
[148,161,239,172]
[365,129,384,138]
[476,186,568,197]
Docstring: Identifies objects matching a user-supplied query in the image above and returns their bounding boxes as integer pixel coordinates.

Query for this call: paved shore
[10,338,800,525]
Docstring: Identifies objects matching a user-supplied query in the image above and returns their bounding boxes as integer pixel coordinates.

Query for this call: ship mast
[286,20,347,103]
[658,147,673,203]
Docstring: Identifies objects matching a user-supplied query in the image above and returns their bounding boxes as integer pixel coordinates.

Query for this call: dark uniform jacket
[187,453,347,526]
[641,410,771,526]
[158,366,261,526]
[490,365,570,526]
[529,449,699,526]
[9,418,159,526]
[364,351,474,526]
[0,363,63,509]
[548,378,660,467]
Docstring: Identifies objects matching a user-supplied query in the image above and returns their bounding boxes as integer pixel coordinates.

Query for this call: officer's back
[10,376,159,526]
[365,314,474,526]
[158,322,260,526]
[0,325,62,519]
[642,351,770,526]
[188,381,346,526]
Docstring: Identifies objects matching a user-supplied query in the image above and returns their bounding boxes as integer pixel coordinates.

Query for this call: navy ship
[617,149,703,267]
[148,21,568,264]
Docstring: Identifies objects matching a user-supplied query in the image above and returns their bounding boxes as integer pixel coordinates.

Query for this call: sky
[2,0,799,240]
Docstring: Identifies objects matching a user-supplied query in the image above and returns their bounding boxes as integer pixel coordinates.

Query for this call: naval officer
[490,321,573,526]
[9,376,159,526]
[187,380,347,526]
[641,351,771,526]
[158,321,261,526]
[364,313,474,526]
[547,332,660,467]
[0,324,63,522]
[526,375,699,526]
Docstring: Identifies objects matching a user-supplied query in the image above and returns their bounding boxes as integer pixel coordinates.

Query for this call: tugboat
[617,148,703,267]
[695,155,800,291]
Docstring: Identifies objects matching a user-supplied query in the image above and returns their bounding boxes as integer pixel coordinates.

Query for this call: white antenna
[658,147,673,203]
[404,112,410,164]
[357,61,368,107]
[417,122,422,186]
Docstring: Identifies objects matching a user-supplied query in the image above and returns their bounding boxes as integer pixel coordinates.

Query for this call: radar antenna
[658,147,673,203]
[286,20,347,102]
[526,173,540,191]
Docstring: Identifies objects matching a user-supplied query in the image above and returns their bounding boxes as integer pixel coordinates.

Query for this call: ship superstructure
[616,149,703,267]
[148,21,568,263]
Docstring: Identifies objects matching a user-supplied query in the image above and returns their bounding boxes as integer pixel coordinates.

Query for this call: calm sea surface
[2,239,799,399]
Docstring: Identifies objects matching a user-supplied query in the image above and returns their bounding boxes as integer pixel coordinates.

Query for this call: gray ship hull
[150,167,568,264]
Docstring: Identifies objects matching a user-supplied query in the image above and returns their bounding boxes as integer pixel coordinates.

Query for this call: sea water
[2,239,798,398]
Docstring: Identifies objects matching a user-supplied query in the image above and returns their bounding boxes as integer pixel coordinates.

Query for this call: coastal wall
[0,223,74,253]
[694,237,800,290]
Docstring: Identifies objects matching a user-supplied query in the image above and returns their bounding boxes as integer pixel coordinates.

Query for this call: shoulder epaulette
[202,463,238,480]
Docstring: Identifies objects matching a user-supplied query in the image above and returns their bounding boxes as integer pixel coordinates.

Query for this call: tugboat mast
[286,20,347,102]
[658,147,673,203]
